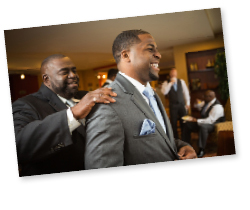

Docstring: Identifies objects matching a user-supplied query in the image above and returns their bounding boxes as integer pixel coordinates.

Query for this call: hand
[191,117,197,122]
[196,99,202,104]
[71,87,117,120]
[170,77,176,83]
[185,105,190,110]
[178,145,197,160]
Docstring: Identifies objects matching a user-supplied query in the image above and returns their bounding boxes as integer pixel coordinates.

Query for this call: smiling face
[43,57,79,99]
[126,34,161,85]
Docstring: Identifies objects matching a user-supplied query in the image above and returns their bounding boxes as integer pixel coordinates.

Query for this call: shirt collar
[119,71,154,95]
[208,98,216,106]
[57,95,79,104]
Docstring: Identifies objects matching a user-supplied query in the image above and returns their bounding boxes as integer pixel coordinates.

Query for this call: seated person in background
[102,68,118,87]
[182,90,225,158]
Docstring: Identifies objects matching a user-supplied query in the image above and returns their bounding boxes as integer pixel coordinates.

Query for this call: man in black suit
[12,54,117,176]
[182,90,225,157]
[84,30,196,170]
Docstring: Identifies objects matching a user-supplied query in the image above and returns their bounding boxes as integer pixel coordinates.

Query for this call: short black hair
[41,54,67,70]
[112,29,150,64]
[107,68,118,79]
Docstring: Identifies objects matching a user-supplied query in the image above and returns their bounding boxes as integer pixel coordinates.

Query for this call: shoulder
[211,103,224,112]
[101,82,109,88]
[86,82,126,120]
[12,93,39,107]
[180,79,186,84]
[12,92,47,114]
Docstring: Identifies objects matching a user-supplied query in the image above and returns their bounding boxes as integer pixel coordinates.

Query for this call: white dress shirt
[161,78,190,106]
[119,72,151,105]
[57,95,84,134]
[195,98,224,125]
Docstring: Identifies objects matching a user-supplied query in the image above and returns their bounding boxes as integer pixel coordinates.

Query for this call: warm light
[102,75,106,79]
[20,74,25,79]
[97,75,101,79]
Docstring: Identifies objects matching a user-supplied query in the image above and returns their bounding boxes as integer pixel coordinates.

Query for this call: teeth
[151,63,158,68]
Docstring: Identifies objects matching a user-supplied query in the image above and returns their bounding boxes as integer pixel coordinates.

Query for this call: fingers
[92,87,117,97]
[90,87,117,104]
[93,93,116,104]
[99,94,116,103]
[177,146,197,160]
[90,94,116,104]
[100,87,117,97]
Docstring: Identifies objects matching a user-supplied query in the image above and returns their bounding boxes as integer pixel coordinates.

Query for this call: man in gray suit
[84,30,196,169]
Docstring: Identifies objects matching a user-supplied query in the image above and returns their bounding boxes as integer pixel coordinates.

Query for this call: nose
[68,70,77,79]
[154,50,161,60]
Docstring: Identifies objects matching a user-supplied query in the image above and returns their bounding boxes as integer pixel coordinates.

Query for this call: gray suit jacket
[84,74,189,169]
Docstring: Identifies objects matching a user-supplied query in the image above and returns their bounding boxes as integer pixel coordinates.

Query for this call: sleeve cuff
[197,119,202,125]
[67,108,81,133]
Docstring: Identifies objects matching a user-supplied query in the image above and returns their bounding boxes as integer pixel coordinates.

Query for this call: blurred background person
[102,68,118,87]
[155,82,167,108]
[181,90,225,157]
[161,68,190,139]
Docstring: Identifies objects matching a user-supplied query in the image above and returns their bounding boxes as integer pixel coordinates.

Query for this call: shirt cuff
[197,119,209,125]
[67,108,81,133]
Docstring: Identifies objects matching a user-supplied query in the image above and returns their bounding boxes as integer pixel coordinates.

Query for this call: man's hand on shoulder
[178,145,197,160]
[71,87,117,120]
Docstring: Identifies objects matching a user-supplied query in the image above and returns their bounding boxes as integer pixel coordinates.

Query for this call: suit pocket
[133,133,157,139]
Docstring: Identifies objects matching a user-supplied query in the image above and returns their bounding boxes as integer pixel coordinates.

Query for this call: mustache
[65,77,79,84]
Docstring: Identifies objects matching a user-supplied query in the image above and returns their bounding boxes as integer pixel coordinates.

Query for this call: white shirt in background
[195,98,224,125]
[161,78,190,106]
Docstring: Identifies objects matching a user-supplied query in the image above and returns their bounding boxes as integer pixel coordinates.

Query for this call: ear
[42,74,50,86]
[121,50,131,63]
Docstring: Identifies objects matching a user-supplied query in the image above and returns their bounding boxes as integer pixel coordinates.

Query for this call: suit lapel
[39,83,85,138]
[39,83,67,111]
[115,74,176,154]
[154,93,176,149]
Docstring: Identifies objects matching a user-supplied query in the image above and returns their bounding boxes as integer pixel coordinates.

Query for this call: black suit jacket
[12,83,87,177]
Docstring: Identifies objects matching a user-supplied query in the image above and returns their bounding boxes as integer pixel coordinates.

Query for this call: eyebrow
[59,67,76,71]
[147,44,158,49]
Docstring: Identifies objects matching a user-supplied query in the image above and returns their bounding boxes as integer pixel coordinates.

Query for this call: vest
[168,79,185,105]
[201,99,225,124]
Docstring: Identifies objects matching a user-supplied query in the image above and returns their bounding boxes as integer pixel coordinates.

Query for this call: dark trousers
[169,103,187,139]
[182,122,215,149]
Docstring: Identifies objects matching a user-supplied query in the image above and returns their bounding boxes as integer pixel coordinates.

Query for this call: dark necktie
[201,103,209,117]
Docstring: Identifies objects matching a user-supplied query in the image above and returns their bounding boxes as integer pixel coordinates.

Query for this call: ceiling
[4,8,223,74]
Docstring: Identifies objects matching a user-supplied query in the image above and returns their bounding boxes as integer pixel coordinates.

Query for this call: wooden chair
[206,98,235,155]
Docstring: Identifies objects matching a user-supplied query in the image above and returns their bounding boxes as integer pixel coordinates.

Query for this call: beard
[51,78,79,99]
[149,69,159,81]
